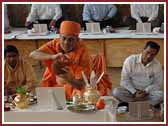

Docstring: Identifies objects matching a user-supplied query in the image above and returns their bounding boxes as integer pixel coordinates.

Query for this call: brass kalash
[13,87,30,109]
[13,87,37,109]
[13,86,37,109]
[83,86,99,105]
[82,71,104,105]
[72,71,103,106]
[68,71,104,112]
[68,70,119,114]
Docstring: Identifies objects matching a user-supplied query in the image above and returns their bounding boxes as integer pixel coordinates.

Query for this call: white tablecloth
[4,28,164,40]
[4,105,116,122]
[4,28,27,40]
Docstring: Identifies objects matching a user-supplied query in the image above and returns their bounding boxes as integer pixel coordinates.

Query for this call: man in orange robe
[30,21,112,100]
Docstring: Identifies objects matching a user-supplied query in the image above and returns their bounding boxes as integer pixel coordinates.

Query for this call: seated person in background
[29,20,112,100]
[4,45,37,96]
[25,4,63,30]
[127,4,161,30]
[113,41,163,107]
[153,16,164,33]
[4,4,11,34]
[82,4,121,30]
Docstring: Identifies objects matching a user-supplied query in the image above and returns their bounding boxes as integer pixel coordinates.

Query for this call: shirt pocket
[147,73,154,83]
[131,72,151,86]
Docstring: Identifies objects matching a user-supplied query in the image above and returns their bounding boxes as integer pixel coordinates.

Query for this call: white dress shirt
[131,4,159,23]
[26,4,62,22]
[120,54,162,94]
[83,4,117,21]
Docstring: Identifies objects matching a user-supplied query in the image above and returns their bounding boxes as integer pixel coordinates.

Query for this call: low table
[4,104,116,122]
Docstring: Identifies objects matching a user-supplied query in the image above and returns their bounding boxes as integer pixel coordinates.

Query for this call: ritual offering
[73,93,82,105]
[83,86,99,105]
[82,71,103,105]
[67,104,96,113]
[4,103,11,111]
[96,99,105,109]
[28,93,38,105]
[14,86,29,109]
[67,70,105,113]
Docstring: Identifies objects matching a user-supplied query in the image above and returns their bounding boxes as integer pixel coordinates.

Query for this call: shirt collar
[136,54,155,67]
[5,58,20,71]
[136,54,142,63]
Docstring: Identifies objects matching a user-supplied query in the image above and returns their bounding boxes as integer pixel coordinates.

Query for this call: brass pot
[14,94,29,109]
[83,87,99,105]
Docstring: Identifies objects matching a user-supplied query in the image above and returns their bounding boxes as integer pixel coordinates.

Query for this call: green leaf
[16,86,26,94]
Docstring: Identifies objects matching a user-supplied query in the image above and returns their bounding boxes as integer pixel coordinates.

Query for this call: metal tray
[67,104,96,113]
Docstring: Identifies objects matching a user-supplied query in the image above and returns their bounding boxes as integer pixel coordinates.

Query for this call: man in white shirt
[25,4,63,29]
[113,41,163,107]
[127,4,161,30]
[82,4,122,30]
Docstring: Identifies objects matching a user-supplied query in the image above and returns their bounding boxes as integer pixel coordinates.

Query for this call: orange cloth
[39,39,91,100]
[39,39,112,100]
[91,54,112,96]
[60,21,81,35]
[4,58,37,94]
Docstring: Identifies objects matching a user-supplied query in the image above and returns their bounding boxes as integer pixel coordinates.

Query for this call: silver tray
[67,104,96,113]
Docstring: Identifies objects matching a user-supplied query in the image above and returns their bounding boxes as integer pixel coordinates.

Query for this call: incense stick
[96,72,104,84]
[81,71,90,87]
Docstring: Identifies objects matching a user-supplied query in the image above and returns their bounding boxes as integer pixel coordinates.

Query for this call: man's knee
[149,90,163,105]
[150,90,163,98]
[112,87,122,97]
[155,91,163,102]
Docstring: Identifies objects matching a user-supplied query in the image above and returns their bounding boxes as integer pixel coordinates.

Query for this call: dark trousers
[126,16,162,30]
[26,17,64,30]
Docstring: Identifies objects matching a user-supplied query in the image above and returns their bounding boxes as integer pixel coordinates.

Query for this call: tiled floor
[107,67,122,89]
